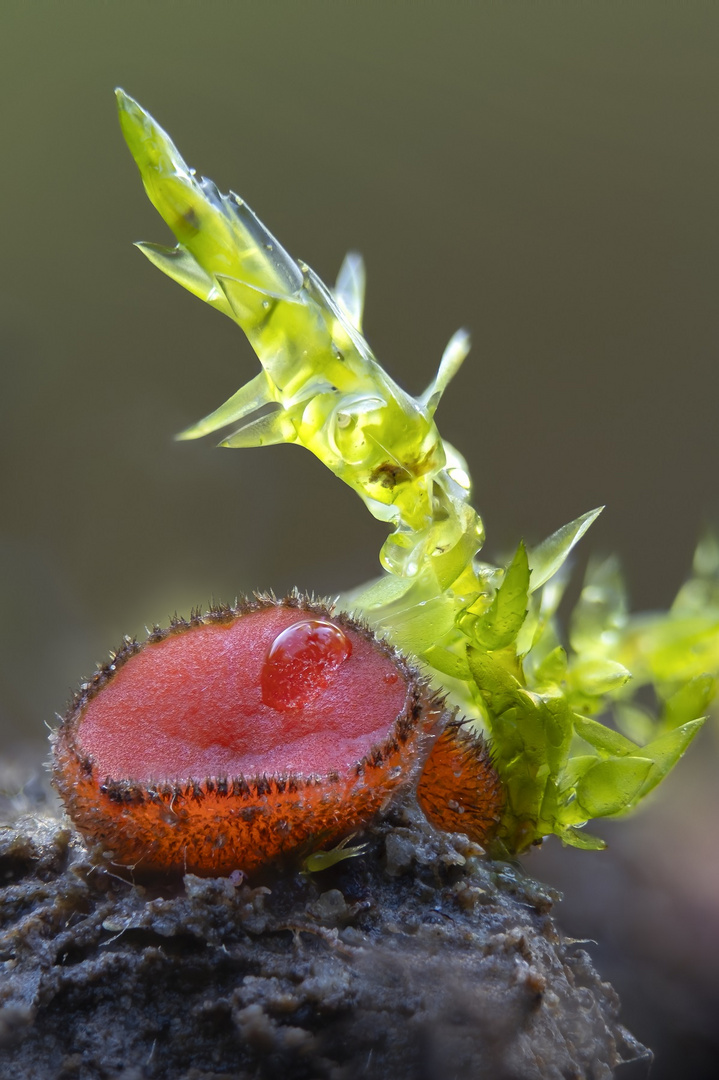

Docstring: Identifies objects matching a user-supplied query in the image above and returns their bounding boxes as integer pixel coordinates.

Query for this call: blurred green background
[1,3,718,1075]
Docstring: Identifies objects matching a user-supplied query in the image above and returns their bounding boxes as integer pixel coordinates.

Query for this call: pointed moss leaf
[442,439,474,498]
[641,717,704,784]
[467,647,522,718]
[177,372,275,441]
[217,274,301,329]
[220,409,294,448]
[136,242,234,314]
[378,593,456,657]
[334,251,366,332]
[642,616,719,682]
[424,644,471,681]
[575,757,652,817]
[473,541,530,650]
[117,90,303,299]
[530,645,567,691]
[616,719,705,812]
[557,827,607,851]
[570,555,627,655]
[616,615,715,685]
[573,715,638,757]
[420,329,471,415]
[661,674,717,731]
[514,592,541,657]
[515,567,569,660]
[559,754,599,792]
[539,562,572,623]
[341,573,416,614]
[614,703,656,745]
[528,507,604,594]
[570,657,631,697]
[433,501,485,591]
[538,692,575,760]
[303,836,368,873]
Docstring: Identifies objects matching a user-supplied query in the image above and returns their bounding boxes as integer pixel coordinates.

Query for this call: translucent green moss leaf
[515,566,569,659]
[661,674,716,731]
[619,614,719,686]
[423,643,471,681]
[466,648,521,725]
[530,644,568,692]
[574,757,652,818]
[615,719,704,813]
[334,252,366,332]
[177,372,275,442]
[375,592,457,657]
[556,827,607,851]
[136,241,232,314]
[432,502,486,592]
[569,657,631,697]
[341,573,416,613]
[528,508,604,593]
[570,555,627,655]
[473,541,530,650]
[302,835,368,874]
[573,715,639,757]
[221,409,295,449]
[419,329,471,416]
[559,754,600,791]
[613,703,656,745]
[537,563,572,626]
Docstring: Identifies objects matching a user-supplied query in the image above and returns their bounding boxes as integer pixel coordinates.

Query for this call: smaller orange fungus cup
[52,596,455,876]
[416,719,505,845]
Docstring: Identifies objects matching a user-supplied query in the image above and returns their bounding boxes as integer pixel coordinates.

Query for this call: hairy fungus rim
[52,592,447,800]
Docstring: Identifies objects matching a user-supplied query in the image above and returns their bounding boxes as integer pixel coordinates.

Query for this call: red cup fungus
[52,595,503,877]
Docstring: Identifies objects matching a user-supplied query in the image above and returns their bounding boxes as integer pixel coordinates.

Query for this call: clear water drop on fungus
[261,619,352,710]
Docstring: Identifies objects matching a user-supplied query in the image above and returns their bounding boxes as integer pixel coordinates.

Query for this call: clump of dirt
[0,781,648,1080]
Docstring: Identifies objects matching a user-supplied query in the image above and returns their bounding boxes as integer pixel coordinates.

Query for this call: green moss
[117,89,715,856]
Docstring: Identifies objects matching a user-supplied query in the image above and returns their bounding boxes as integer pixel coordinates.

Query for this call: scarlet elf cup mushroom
[52,597,503,875]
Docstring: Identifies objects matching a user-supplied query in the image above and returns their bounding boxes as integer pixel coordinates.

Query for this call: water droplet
[447,466,471,491]
[383,672,399,685]
[262,300,271,310]
[261,620,352,710]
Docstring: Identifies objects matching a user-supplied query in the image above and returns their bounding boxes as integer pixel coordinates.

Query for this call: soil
[0,774,648,1080]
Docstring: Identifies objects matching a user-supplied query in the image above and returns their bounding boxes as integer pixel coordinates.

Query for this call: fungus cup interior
[74,605,410,784]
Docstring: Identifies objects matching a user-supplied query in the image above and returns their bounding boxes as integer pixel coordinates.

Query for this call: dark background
[1,3,718,1076]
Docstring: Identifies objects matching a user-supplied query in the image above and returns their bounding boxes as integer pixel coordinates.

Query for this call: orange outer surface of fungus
[416,720,505,846]
[52,597,448,876]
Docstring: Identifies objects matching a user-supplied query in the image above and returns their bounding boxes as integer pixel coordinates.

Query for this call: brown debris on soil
[0,776,648,1080]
